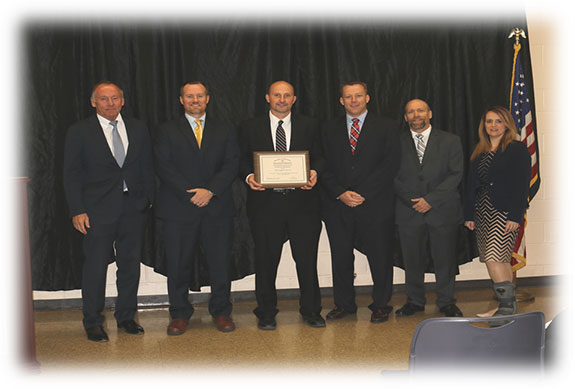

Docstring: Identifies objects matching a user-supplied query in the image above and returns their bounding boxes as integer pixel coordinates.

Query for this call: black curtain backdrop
[22,16,536,291]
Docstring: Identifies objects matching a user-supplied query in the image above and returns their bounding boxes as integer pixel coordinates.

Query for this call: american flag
[509,49,541,271]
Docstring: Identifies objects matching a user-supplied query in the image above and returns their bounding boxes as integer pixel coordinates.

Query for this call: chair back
[409,312,545,373]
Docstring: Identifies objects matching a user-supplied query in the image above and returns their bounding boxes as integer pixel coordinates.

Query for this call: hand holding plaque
[253,151,310,188]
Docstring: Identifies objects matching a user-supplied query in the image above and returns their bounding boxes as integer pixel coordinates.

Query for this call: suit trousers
[397,223,459,308]
[324,209,394,313]
[250,191,322,319]
[81,194,146,329]
[163,215,233,319]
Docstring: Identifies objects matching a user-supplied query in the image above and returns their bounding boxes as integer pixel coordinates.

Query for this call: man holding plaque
[239,81,325,330]
[320,81,400,323]
[155,81,239,335]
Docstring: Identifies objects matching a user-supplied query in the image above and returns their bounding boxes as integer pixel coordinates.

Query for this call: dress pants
[250,191,322,319]
[397,223,459,308]
[163,215,233,320]
[324,209,394,313]
[81,194,146,329]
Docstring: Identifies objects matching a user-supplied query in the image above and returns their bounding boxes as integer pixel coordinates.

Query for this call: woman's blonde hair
[470,106,519,161]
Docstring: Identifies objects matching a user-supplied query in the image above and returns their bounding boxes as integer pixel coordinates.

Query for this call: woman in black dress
[464,106,531,318]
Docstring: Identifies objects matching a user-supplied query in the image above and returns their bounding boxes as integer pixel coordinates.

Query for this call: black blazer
[394,128,463,227]
[238,113,322,218]
[464,140,531,223]
[154,115,239,222]
[320,112,400,221]
[63,115,155,224]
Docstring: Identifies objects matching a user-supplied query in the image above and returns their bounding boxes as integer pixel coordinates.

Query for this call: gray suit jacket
[394,127,463,227]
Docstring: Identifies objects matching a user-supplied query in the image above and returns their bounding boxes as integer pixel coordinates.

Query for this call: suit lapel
[421,129,439,167]
[258,115,275,151]
[123,117,136,165]
[178,116,201,152]
[89,116,118,165]
[401,130,421,168]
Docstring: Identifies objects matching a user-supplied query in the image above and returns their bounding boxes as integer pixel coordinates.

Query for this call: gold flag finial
[508,28,527,46]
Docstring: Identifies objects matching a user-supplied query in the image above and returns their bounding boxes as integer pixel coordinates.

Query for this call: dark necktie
[276,120,287,152]
[349,118,360,155]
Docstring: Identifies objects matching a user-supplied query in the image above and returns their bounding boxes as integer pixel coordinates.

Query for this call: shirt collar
[97,112,123,128]
[269,111,291,127]
[346,110,368,125]
[410,125,432,139]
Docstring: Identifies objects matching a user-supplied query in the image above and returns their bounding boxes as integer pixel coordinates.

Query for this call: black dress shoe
[326,307,354,321]
[439,304,463,317]
[85,325,109,342]
[257,317,277,330]
[117,319,145,334]
[370,308,391,323]
[396,303,425,317]
[302,314,326,328]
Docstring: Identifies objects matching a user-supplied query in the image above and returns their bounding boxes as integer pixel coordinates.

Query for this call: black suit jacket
[63,115,155,224]
[238,113,322,218]
[394,128,463,227]
[155,115,239,222]
[464,140,531,223]
[320,112,400,222]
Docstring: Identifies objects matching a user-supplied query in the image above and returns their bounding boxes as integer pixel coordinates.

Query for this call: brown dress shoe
[167,318,189,336]
[214,316,236,332]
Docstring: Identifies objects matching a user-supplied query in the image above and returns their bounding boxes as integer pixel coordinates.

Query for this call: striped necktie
[276,120,287,151]
[415,133,426,164]
[110,120,125,167]
[349,118,360,155]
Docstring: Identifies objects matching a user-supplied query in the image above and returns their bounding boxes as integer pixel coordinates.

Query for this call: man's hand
[411,197,432,213]
[464,221,475,231]
[72,213,90,235]
[339,191,365,208]
[187,188,214,207]
[300,170,317,190]
[247,174,265,191]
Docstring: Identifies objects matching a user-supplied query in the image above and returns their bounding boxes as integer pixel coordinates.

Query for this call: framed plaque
[253,151,310,188]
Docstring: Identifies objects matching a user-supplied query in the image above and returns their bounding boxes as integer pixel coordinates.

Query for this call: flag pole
[508,27,534,303]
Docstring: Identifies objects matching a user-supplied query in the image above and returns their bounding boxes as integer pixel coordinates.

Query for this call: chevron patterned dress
[475,152,519,263]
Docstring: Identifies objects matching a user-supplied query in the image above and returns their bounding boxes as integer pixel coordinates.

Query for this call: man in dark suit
[239,80,325,330]
[320,81,400,323]
[63,81,155,342]
[394,99,464,317]
[155,81,239,335]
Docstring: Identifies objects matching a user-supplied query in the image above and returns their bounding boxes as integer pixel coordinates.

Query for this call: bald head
[266,81,297,119]
[404,99,432,132]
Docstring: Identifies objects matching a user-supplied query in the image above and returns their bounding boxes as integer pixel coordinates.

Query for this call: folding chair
[409,311,545,374]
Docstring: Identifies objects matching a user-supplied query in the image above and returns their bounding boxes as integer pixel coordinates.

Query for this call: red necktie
[349,118,360,155]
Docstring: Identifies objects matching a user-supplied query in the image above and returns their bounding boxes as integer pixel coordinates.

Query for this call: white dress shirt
[410,125,432,153]
[269,111,292,151]
[96,113,129,157]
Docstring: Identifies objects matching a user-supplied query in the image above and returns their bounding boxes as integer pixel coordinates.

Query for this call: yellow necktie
[194,119,203,148]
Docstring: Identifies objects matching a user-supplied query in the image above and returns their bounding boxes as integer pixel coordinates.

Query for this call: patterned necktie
[349,118,361,155]
[276,120,287,152]
[110,120,125,167]
[194,119,203,148]
[415,133,426,164]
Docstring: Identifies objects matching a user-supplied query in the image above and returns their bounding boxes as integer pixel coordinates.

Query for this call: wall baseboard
[33,275,564,311]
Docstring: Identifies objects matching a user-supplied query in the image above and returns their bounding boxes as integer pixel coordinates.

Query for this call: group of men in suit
[63,79,464,342]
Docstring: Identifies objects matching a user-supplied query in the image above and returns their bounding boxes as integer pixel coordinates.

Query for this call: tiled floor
[32,284,563,377]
